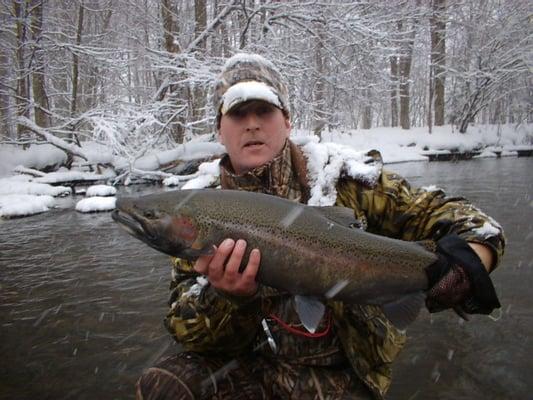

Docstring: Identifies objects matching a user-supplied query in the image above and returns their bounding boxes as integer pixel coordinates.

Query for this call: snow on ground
[0,194,55,218]
[0,123,531,218]
[0,175,72,218]
[306,123,532,164]
[474,150,498,159]
[2,124,530,177]
[80,141,114,165]
[169,159,221,188]
[114,140,225,172]
[86,185,117,197]
[75,197,116,213]
[0,169,112,218]
[0,144,66,177]
[0,175,72,197]
[34,168,114,184]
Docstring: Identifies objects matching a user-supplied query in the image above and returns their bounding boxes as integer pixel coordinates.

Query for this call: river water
[0,157,531,400]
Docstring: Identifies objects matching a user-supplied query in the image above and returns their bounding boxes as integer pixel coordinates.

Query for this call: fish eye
[144,210,156,219]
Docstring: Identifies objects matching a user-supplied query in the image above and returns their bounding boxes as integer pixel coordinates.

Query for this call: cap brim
[220,81,282,115]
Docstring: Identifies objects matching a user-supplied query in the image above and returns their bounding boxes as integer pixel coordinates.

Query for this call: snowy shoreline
[1,124,531,219]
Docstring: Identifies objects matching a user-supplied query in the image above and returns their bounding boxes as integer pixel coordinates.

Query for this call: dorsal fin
[312,206,361,229]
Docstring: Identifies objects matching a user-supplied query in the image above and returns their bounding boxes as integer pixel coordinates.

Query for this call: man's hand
[425,234,500,315]
[193,238,260,297]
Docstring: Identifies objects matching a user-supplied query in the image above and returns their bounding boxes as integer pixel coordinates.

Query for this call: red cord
[267,311,332,338]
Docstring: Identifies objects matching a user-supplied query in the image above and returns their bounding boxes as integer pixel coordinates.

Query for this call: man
[136,54,504,399]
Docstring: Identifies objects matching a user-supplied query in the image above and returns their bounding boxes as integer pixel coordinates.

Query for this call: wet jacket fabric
[164,140,505,399]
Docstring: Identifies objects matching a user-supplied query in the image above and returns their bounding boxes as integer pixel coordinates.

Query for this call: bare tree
[447,0,530,133]
[1,0,530,169]
[0,7,13,138]
[312,17,327,137]
[428,0,446,132]
[29,0,50,128]
[13,0,30,138]
[390,55,399,127]
[191,0,207,129]
[70,1,83,118]
[396,0,421,130]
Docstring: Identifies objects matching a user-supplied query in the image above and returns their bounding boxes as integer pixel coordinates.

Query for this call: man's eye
[230,110,246,119]
[257,106,274,115]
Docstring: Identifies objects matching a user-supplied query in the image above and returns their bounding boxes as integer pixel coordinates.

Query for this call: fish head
[112,193,203,260]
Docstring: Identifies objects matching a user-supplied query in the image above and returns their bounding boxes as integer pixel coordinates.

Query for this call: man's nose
[244,113,260,131]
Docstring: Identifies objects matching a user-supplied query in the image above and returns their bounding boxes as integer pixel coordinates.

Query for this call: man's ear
[284,118,292,135]
[217,129,225,145]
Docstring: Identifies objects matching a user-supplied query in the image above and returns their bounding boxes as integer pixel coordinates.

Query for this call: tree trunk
[398,0,421,130]
[431,0,446,126]
[161,0,180,54]
[212,0,230,57]
[399,55,413,130]
[427,62,434,134]
[259,0,269,40]
[0,26,13,138]
[71,1,84,118]
[14,0,30,139]
[398,20,416,130]
[362,89,372,129]
[390,55,399,127]
[161,0,185,142]
[194,0,207,50]
[312,18,327,138]
[30,0,50,128]
[238,0,248,49]
[192,0,207,132]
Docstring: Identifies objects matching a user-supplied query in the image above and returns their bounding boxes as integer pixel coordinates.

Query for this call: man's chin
[236,155,272,173]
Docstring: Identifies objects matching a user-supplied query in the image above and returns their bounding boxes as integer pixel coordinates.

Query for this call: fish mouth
[111,209,156,242]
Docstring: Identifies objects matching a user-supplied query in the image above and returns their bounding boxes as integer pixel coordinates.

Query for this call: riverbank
[1,123,531,218]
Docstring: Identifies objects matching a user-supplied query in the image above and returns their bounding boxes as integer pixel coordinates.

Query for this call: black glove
[425,234,501,315]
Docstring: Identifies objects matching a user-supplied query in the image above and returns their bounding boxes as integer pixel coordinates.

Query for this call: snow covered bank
[75,197,116,213]
[0,175,71,197]
[86,185,117,197]
[34,169,113,185]
[0,123,531,219]
[0,175,70,218]
[0,144,66,177]
[309,123,532,164]
[0,176,117,218]
[74,185,117,213]
[0,194,55,218]
[114,140,225,172]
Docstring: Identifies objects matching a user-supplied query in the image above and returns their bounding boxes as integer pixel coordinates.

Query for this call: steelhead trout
[112,189,437,329]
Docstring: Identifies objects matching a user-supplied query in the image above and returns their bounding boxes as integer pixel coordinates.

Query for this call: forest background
[0,0,531,178]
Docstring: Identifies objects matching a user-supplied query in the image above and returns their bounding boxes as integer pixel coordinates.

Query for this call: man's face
[218,100,291,175]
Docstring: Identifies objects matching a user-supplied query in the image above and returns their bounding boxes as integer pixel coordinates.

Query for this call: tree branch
[17,116,89,161]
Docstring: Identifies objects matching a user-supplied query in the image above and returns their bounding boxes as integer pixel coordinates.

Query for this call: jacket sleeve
[164,257,262,355]
[336,170,506,269]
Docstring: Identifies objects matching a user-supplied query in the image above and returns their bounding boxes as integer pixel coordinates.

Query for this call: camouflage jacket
[164,140,505,399]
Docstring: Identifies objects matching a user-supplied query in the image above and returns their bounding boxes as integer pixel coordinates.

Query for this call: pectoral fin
[294,295,326,334]
[181,244,216,260]
[381,292,426,331]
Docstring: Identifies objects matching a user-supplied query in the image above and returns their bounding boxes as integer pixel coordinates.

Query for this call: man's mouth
[243,140,265,148]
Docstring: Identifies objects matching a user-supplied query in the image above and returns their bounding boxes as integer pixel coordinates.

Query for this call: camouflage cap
[213,53,290,124]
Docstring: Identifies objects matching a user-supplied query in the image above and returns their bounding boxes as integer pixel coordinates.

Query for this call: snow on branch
[185,0,240,52]
[17,117,89,161]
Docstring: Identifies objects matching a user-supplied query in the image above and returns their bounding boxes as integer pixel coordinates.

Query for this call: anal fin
[382,292,426,331]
